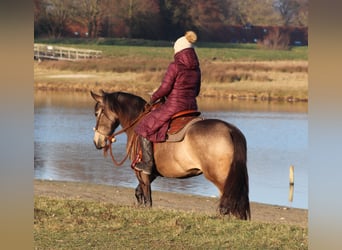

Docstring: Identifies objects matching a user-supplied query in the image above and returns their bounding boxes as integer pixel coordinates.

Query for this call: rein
[104,134,136,166]
[102,104,153,167]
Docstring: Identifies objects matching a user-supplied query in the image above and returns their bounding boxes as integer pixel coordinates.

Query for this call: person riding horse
[133,31,202,175]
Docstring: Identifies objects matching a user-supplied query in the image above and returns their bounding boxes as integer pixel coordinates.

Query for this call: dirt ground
[34,180,307,228]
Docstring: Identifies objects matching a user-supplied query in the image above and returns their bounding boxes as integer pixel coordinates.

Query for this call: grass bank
[35,38,308,61]
[34,196,307,249]
[34,39,308,101]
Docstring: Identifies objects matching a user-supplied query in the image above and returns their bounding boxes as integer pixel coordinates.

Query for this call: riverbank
[34,58,308,102]
[34,180,308,228]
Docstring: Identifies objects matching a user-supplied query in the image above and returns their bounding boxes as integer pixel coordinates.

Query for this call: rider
[133,30,202,175]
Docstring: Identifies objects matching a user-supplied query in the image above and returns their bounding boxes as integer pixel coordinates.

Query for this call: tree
[72,0,114,38]
[162,0,192,37]
[228,0,282,26]
[34,0,44,37]
[34,0,308,41]
[295,0,308,26]
[273,0,301,26]
[38,0,76,38]
[108,0,161,39]
[76,0,100,38]
[188,0,229,40]
[160,0,230,41]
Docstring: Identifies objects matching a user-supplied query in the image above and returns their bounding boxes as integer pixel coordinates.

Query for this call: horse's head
[91,90,120,149]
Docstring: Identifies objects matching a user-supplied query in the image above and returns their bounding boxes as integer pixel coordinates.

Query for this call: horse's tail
[219,124,251,220]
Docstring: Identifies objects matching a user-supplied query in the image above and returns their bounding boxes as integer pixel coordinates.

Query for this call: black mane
[104,91,146,122]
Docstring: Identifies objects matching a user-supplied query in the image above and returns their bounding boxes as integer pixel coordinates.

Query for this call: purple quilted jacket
[135,47,201,142]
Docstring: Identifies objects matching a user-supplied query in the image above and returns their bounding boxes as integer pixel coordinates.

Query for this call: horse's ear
[90,90,103,103]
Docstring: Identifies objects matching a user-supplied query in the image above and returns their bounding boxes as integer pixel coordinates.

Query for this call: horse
[91,90,250,220]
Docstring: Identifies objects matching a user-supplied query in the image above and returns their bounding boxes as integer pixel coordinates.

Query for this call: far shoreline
[34,82,308,103]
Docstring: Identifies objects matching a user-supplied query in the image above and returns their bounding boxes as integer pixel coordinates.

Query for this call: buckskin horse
[91,90,250,220]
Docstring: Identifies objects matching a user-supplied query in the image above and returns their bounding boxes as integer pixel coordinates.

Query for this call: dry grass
[199,61,308,101]
[34,57,307,101]
[200,61,307,100]
[34,44,308,101]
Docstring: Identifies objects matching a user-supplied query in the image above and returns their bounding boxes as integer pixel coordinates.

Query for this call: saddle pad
[166,117,203,142]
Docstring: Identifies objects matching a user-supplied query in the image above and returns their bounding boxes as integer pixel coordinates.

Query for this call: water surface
[34,92,308,209]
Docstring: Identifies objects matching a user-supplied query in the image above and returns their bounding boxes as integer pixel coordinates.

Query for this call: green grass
[34,197,308,249]
[197,46,306,61]
[34,38,308,61]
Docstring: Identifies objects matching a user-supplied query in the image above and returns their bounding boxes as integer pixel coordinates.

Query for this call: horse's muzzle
[93,131,107,149]
[93,140,104,150]
[93,131,117,150]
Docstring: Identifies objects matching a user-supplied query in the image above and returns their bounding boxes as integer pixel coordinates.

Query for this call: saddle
[166,110,203,142]
[131,109,202,169]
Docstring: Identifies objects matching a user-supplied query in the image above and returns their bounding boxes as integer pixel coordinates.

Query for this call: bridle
[93,108,118,141]
[93,107,128,166]
[93,103,152,166]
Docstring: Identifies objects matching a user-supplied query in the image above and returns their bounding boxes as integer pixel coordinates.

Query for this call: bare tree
[295,0,308,26]
[73,0,113,38]
[110,0,160,38]
[39,0,75,38]
[34,0,308,40]
[34,0,44,37]
[189,0,228,29]
[273,0,301,26]
[228,0,282,26]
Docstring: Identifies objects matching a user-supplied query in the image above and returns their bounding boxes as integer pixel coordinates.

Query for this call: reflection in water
[198,97,308,113]
[34,91,308,209]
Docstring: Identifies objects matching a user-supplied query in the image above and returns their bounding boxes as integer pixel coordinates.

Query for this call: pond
[34,91,308,209]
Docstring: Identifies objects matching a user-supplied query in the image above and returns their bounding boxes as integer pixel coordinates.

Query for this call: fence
[34,43,102,61]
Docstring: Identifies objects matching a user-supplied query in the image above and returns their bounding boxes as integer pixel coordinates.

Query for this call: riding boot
[134,136,154,175]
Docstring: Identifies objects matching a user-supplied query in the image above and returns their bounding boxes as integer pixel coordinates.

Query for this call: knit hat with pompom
[173,31,197,54]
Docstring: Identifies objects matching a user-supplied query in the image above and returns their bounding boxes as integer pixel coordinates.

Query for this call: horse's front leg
[135,184,144,205]
[140,173,152,207]
[135,171,153,207]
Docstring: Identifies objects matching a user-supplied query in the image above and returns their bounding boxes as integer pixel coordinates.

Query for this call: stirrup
[133,163,151,175]
[131,154,141,170]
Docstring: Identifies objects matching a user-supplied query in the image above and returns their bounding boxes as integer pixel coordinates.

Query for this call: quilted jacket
[134,47,201,142]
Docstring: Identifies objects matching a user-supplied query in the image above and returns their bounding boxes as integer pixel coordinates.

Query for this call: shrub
[258,27,290,50]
